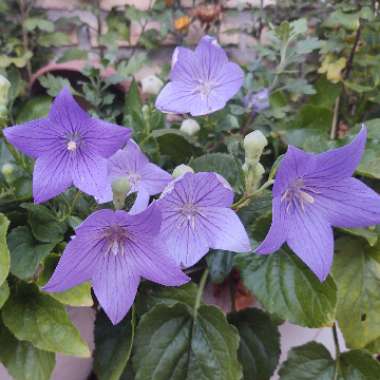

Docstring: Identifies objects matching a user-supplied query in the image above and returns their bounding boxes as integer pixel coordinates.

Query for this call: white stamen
[67,141,77,151]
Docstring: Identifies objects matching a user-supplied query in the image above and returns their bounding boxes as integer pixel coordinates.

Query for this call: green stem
[193,268,209,319]
[332,323,341,380]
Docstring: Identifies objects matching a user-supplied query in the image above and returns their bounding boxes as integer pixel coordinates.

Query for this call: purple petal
[129,188,150,215]
[307,127,367,184]
[72,150,108,199]
[211,62,244,101]
[127,238,189,286]
[33,151,73,203]
[286,205,334,282]
[315,177,380,228]
[199,207,251,252]
[189,93,227,116]
[170,47,200,82]
[43,233,104,292]
[75,209,115,236]
[195,35,228,74]
[3,119,60,159]
[92,253,139,325]
[256,196,288,254]
[139,163,172,195]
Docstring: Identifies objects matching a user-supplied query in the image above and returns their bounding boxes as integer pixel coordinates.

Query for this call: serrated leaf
[190,153,244,193]
[133,303,242,380]
[38,74,74,97]
[228,308,280,380]
[333,237,380,348]
[0,213,10,287]
[207,250,236,284]
[2,284,90,357]
[0,280,9,309]
[235,250,337,327]
[94,309,135,380]
[8,226,55,280]
[16,96,51,123]
[0,321,55,380]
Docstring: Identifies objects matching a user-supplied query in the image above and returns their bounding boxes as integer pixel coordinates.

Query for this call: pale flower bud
[111,176,131,194]
[140,75,163,95]
[243,130,268,165]
[1,163,14,179]
[0,75,10,105]
[180,118,200,136]
[172,164,194,179]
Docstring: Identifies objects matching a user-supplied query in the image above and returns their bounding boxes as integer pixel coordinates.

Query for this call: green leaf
[235,251,337,327]
[22,203,67,243]
[279,342,380,379]
[133,303,242,380]
[357,146,380,179]
[340,227,378,247]
[228,308,280,380]
[94,309,135,380]
[118,53,147,79]
[125,79,142,116]
[207,250,236,284]
[39,74,74,97]
[333,237,380,349]
[38,255,93,307]
[25,17,54,32]
[16,96,52,123]
[153,129,202,164]
[0,213,10,287]
[190,153,244,193]
[2,284,90,357]
[38,32,71,47]
[8,226,55,280]
[0,321,55,380]
[0,280,9,309]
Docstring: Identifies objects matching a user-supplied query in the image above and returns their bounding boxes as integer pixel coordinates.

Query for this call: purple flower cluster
[4,34,380,324]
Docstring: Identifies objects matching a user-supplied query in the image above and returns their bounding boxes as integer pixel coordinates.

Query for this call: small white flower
[180,119,200,136]
[140,75,163,95]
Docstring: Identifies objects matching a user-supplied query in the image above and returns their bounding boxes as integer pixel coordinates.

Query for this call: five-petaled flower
[155,35,244,116]
[97,140,172,214]
[43,204,189,324]
[256,127,380,281]
[3,87,131,203]
[158,172,251,267]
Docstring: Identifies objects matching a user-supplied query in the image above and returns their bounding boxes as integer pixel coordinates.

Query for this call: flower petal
[286,205,334,282]
[75,209,115,236]
[3,118,60,158]
[33,151,73,203]
[211,62,244,100]
[170,47,201,82]
[315,177,380,228]
[92,253,139,325]
[199,207,251,253]
[139,163,172,195]
[255,196,288,254]
[43,234,105,292]
[127,238,190,286]
[129,188,150,215]
[72,150,108,199]
[308,126,367,183]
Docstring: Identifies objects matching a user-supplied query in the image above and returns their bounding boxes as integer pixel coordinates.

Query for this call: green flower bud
[111,176,131,194]
[243,130,268,165]
[0,74,10,105]
[1,162,14,179]
[180,118,200,136]
[172,164,194,179]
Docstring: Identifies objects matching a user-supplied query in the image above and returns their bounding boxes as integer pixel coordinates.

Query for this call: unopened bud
[172,164,194,179]
[243,130,268,165]
[111,176,131,194]
[243,162,265,192]
[180,118,200,136]
[1,163,14,179]
[141,75,163,95]
[0,75,10,105]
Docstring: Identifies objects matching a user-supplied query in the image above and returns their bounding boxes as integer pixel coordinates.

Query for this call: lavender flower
[97,140,172,214]
[245,88,270,113]
[3,87,131,203]
[43,204,189,324]
[158,172,251,267]
[256,127,380,281]
[155,35,244,116]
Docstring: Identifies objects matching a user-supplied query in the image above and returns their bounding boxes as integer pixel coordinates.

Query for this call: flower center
[67,140,77,151]
[104,225,129,256]
[66,133,81,152]
[179,203,200,229]
[197,80,213,98]
[128,173,141,187]
[281,178,319,213]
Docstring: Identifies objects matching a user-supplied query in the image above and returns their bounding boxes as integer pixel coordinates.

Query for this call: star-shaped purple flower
[256,127,380,281]
[158,172,251,268]
[43,204,189,324]
[155,35,244,116]
[97,140,172,214]
[3,87,131,203]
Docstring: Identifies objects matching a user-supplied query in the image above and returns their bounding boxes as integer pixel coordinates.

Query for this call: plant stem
[193,268,208,319]
[332,323,341,380]
[330,96,340,140]
[19,0,32,80]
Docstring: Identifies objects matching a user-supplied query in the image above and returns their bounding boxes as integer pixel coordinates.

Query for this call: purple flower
[158,172,251,267]
[155,35,244,116]
[245,88,270,113]
[3,87,131,203]
[43,204,189,324]
[256,127,380,281]
[97,140,172,214]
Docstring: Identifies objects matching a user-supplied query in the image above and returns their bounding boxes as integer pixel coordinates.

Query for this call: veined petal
[308,127,366,183]
[33,150,73,203]
[127,238,189,286]
[3,118,60,158]
[139,163,172,195]
[72,150,108,199]
[75,209,116,236]
[315,177,380,228]
[43,234,105,292]
[189,93,226,116]
[255,196,288,254]
[287,205,334,282]
[129,188,150,215]
[92,253,139,325]
[199,207,251,253]
[170,47,201,82]
[212,62,244,100]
